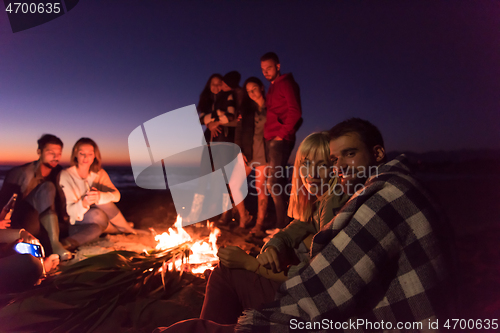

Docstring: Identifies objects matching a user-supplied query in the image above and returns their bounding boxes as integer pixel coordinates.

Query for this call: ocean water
[0,165,197,191]
[0,165,13,190]
[0,165,139,190]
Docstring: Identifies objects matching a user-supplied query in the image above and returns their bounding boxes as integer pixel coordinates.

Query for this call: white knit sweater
[59,166,120,224]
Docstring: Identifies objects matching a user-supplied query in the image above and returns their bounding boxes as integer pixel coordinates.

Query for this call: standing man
[259,52,302,231]
[0,134,71,260]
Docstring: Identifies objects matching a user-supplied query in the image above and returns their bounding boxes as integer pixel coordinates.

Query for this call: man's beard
[42,161,58,169]
[265,73,278,82]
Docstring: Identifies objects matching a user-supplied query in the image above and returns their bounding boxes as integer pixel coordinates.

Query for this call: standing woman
[233,77,268,232]
[59,138,136,251]
[204,71,243,144]
[198,74,223,144]
[185,74,223,224]
[200,71,243,224]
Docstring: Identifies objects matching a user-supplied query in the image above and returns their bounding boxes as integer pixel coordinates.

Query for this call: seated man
[156,118,456,332]
[0,134,71,260]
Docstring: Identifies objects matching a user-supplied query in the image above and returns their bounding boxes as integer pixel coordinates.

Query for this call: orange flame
[155,215,220,273]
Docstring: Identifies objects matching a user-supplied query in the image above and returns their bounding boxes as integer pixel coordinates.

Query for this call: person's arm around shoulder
[203,113,215,126]
[217,94,236,125]
[95,169,120,205]
[225,88,245,127]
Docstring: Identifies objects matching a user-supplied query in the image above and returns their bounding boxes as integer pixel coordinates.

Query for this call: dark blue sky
[1,0,499,164]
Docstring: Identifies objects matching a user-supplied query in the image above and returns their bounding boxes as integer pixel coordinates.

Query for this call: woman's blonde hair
[287,131,334,222]
[70,138,102,173]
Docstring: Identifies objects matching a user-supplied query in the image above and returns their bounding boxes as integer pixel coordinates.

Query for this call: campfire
[154,215,220,274]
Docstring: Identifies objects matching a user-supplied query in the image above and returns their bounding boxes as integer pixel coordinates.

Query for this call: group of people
[0,135,137,292]
[192,52,302,236]
[156,53,456,332]
[0,51,456,331]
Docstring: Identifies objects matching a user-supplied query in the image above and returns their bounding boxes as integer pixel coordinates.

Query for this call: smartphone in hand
[14,242,44,258]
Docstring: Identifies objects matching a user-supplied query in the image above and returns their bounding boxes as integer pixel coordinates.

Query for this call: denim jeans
[68,203,115,246]
[264,139,294,228]
[200,264,281,324]
[265,139,293,189]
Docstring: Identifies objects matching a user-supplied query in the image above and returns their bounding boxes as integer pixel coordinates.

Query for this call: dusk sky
[1,0,499,165]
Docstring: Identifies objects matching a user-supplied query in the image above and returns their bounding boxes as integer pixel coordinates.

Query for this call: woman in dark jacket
[184,74,225,225]
[204,71,243,144]
[203,72,245,226]
[233,77,269,233]
[198,73,224,144]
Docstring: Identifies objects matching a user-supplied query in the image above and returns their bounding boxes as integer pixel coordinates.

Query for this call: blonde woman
[59,138,136,251]
[200,132,349,324]
[255,132,349,276]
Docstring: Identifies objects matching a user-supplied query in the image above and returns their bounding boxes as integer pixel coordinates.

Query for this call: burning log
[153,215,221,274]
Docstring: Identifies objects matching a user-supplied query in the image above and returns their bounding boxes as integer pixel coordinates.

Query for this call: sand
[4,172,498,331]
[105,175,500,325]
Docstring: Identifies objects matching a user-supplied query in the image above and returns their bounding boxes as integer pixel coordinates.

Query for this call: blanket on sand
[236,155,456,332]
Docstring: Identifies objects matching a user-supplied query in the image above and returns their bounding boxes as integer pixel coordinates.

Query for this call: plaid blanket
[236,155,455,332]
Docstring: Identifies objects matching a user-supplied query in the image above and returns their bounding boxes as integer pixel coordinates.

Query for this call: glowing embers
[154,215,220,273]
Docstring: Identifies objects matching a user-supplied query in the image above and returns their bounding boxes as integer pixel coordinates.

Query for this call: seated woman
[59,138,136,251]
[198,132,349,325]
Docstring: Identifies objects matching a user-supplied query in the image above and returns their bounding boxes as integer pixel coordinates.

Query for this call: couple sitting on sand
[156,118,457,332]
[0,135,140,263]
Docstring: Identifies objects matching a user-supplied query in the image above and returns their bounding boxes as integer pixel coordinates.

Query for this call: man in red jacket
[259,52,302,231]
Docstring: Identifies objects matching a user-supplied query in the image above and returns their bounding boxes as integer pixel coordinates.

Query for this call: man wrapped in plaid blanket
[236,119,455,332]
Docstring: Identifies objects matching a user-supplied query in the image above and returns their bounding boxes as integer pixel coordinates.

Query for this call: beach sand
[3,172,498,331]
[91,174,500,329]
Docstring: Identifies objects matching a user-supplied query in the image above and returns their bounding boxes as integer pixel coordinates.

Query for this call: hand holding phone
[14,242,44,258]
